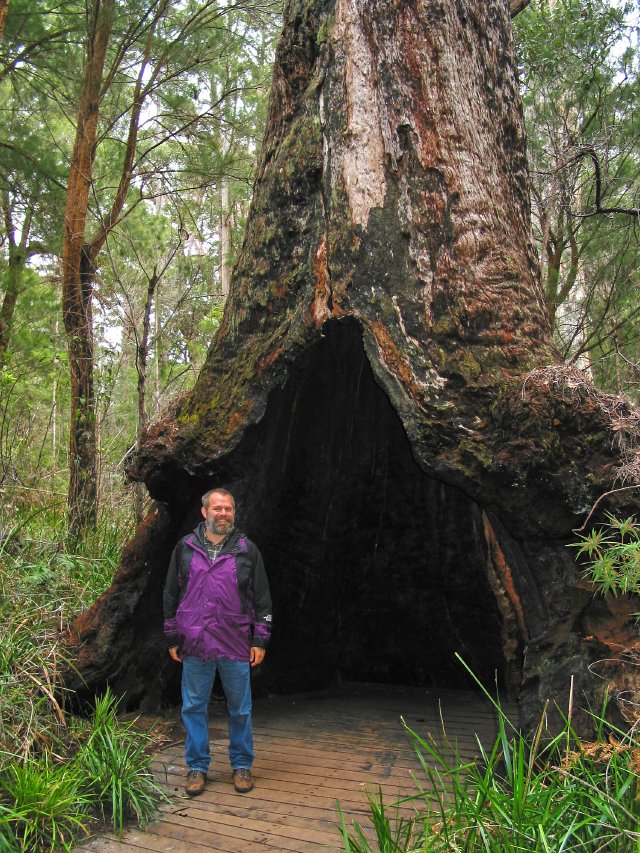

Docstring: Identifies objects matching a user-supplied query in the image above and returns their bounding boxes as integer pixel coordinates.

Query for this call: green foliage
[1,1,282,537]
[73,689,167,835]
[0,505,133,768]
[339,788,415,853]
[0,691,166,851]
[0,504,162,849]
[0,757,93,853]
[572,513,640,599]
[514,0,640,397]
[339,662,640,851]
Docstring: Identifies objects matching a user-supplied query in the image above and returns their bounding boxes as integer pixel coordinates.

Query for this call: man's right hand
[168,646,182,662]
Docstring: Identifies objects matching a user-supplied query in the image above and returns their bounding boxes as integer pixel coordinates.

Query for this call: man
[163,488,272,797]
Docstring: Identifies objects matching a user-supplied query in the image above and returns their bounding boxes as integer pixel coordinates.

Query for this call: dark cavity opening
[205,320,518,695]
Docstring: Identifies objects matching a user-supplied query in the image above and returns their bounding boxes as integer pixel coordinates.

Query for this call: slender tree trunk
[220,177,232,298]
[52,329,59,471]
[154,282,160,408]
[61,0,114,541]
[0,198,31,365]
[132,269,158,523]
[62,0,153,541]
[0,0,7,44]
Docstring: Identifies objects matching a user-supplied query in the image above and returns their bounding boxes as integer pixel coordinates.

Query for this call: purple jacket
[163,524,272,661]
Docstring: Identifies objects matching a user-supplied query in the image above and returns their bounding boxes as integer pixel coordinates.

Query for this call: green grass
[0,503,163,850]
[0,690,167,851]
[0,756,93,852]
[74,689,167,834]
[339,661,640,852]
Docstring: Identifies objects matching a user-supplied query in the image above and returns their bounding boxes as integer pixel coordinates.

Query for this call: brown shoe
[185,769,207,796]
[232,768,254,793]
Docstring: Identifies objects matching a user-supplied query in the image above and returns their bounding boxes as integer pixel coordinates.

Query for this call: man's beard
[205,516,233,536]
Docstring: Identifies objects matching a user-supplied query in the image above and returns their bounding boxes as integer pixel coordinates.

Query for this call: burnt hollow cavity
[187,319,521,697]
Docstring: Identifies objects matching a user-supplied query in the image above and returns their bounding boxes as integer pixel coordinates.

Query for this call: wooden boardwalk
[79,683,515,852]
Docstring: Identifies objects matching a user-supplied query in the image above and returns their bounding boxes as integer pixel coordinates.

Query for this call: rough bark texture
[0,199,30,364]
[62,0,148,541]
[62,0,114,541]
[66,0,639,733]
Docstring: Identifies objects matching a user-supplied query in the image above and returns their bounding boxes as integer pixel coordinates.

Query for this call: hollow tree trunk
[67,0,639,732]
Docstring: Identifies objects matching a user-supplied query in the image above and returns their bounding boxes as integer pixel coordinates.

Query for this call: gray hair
[201,488,236,510]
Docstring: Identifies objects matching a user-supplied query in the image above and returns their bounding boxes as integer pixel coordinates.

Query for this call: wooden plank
[80,830,215,852]
[77,684,515,853]
[143,814,335,852]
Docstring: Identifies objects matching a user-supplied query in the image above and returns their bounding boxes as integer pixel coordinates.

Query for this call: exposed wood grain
[77,684,515,852]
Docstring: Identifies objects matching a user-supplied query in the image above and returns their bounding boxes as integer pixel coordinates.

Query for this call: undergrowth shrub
[0,690,165,852]
[74,689,166,834]
[572,512,640,601]
[0,506,162,851]
[0,504,133,766]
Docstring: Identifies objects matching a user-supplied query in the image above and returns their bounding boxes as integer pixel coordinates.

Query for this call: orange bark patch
[370,320,422,399]
[483,513,528,643]
[496,330,515,345]
[256,341,286,374]
[307,235,332,327]
[582,595,640,651]
[223,400,255,442]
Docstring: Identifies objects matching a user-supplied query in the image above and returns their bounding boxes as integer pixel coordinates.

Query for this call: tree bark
[0,197,30,365]
[62,0,154,541]
[0,0,7,45]
[62,0,114,541]
[509,0,530,16]
[67,0,639,733]
[220,176,232,298]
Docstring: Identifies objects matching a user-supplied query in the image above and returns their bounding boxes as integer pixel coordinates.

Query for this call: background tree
[0,0,277,536]
[0,0,71,362]
[514,0,640,398]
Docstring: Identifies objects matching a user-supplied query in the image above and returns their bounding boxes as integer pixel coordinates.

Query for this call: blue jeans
[181,656,254,774]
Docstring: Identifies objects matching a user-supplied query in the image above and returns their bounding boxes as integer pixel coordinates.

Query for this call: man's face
[202,493,235,536]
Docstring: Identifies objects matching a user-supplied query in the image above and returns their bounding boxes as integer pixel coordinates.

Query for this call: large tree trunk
[67,0,639,732]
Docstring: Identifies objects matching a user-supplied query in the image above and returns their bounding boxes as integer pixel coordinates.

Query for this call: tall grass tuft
[339,662,640,851]
[74,689,167,834]
[0,756,92,852]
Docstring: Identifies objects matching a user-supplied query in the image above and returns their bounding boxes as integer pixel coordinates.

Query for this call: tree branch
[571,146,640,219]
[510,0,531,16]
[573,485,640,534]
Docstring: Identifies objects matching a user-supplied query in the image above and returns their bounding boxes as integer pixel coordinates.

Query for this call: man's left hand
[250,646,265,667]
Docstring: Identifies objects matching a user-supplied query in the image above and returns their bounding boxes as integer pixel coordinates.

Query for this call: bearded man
[163,488,272,797]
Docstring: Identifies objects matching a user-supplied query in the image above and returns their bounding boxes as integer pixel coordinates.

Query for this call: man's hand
[168,646,182,663]
[250,646,265,667]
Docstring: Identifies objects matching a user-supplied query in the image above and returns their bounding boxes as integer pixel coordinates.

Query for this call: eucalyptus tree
[515,0,640,396]
[53,0,281,541]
